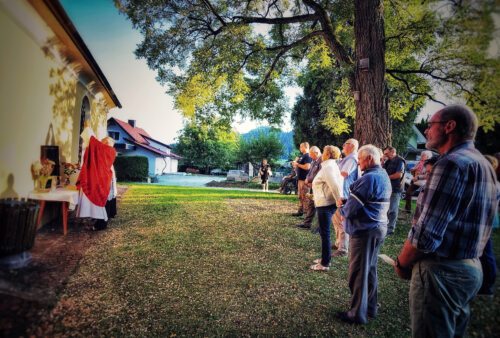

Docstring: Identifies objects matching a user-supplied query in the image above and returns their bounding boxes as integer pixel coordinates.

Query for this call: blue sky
[60,0,182,144]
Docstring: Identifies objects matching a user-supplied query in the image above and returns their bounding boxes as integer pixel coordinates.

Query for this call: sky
[60,0,295,145]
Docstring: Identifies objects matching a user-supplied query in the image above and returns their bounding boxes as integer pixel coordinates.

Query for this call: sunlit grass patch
[44,185,499,336]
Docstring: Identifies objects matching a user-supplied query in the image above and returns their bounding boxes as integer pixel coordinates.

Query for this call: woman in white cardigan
[310,145,344,271]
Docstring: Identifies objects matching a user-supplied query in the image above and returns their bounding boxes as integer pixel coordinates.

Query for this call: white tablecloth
[28,188,79,210]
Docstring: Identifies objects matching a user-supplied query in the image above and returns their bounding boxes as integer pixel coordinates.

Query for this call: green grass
[48,185,499,336]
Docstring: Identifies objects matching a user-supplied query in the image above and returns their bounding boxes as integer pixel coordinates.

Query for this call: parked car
[227,170,249,182]
[185,168,200,174]
[210,168,227,176]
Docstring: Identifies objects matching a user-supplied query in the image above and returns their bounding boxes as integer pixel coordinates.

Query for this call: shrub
[114,156,148,182]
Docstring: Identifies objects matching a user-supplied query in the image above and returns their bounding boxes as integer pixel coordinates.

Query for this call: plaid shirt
[408,141,497,258]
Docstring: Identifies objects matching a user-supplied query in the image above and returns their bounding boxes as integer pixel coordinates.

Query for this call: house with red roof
[107,118,180,176]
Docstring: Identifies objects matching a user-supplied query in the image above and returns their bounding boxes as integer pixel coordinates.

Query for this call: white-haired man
[394,105,497,337]
[331,138,360,257]
[337,144,391,324]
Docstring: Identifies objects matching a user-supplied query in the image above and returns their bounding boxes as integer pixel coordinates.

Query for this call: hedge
[114,156,148,182]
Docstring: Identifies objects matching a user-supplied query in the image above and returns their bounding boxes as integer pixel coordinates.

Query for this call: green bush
[114,156,148,182]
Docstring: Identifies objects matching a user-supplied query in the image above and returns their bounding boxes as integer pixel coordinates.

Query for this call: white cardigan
[312,159,344,207]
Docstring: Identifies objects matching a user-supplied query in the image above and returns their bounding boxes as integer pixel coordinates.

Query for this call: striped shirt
[341,165,392,235]
[408,141,497,258]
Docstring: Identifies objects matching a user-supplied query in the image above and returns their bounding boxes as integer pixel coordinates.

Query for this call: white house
[107,118,180,176]
[0,0,121,199]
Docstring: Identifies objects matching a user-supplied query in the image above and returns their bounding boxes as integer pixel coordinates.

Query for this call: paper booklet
[378,254,395,266]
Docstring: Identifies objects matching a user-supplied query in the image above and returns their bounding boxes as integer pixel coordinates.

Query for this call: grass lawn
[47,185,499,336]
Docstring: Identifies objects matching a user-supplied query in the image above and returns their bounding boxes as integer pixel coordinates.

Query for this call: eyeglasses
[426,121,448,128]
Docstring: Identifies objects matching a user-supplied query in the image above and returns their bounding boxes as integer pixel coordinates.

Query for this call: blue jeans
[479,238,497,295]
[409,258,482,338]
[387,192,401,235]
[316,204,336,266]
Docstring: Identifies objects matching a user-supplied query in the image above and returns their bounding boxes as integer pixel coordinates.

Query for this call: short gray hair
[310,146,321,154]
[438,104,478,141]
[345,138,359,152]
[420,150,433,160]
[359,144,381,165]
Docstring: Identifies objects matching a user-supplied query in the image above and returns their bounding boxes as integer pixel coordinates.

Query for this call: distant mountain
[240,127,295,160]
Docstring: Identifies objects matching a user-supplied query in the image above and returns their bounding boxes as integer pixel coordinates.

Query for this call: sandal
[310,263,329,271]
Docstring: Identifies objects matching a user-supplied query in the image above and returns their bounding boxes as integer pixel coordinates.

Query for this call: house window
[109,131,120,140]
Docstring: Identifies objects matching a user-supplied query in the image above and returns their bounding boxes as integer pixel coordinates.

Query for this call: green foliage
[116,0,498,145]
[385,0,498,132]
[392,109,419,155]
[114,156,148,182]
[292,69,350,149]
[175,120,239,173]
[241,127,294,159]
[238,131,283,167]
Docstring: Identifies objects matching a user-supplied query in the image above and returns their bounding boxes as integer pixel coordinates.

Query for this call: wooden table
[28,188,79,235]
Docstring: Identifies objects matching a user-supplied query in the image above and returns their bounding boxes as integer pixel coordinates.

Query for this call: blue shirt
[338,152,359,198]
[341,165,392,236]
[383,156,405,192]
[408,141,497,258]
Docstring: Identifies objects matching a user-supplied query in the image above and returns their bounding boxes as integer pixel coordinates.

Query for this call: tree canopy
[174,120,239,173]
[238,131,283,168]
[116,0,499,147]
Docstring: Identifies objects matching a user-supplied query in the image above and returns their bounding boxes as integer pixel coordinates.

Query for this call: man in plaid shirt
[394,105,497,337]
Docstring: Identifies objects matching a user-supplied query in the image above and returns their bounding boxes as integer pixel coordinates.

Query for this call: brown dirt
[0,186,128,337]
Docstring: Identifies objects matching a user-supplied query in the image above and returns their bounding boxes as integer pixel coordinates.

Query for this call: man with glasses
[383,146,405,235]
[394,105,497,337]
[331,138,360,257]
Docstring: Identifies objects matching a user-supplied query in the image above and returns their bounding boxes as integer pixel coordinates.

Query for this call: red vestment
[77,136,116,207]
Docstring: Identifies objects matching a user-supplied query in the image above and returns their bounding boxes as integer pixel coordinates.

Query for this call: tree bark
[353,0,390,148]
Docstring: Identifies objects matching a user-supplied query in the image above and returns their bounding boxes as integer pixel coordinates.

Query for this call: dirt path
[0,186,128,337]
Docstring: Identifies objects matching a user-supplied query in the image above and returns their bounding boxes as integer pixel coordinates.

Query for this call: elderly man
[394,105,497,337]
[331,138,360,257]
[337,144,391,324]
[292,142,312,217]
[383,146,405,235]
[404,150,433,212]
[297,146,322,229]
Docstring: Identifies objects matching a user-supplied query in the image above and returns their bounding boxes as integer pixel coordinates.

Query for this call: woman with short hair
[310,145,344,271]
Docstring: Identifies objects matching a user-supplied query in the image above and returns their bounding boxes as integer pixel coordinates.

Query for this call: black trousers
[347,226,386,323]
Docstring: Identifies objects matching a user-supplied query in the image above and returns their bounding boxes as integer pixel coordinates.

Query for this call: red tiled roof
[109,117,182,159]
[111,118,148,144]
[135,127,151,138]
[124,138,169,156]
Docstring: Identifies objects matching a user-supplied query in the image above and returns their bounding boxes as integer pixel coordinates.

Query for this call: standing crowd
[286,105,498,336]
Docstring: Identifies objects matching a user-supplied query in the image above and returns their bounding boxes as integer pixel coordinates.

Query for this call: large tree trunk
[353,0,390,148]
